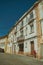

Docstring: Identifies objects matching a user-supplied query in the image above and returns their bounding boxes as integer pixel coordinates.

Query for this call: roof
[0,35,8,39]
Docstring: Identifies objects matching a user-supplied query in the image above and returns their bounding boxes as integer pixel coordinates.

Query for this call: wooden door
[40,44,43,58]
[31,41,34,55]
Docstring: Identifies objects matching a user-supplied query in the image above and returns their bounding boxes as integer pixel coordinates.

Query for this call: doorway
[19,43,24,54]
[31,41,34,55]
[40,44,43,58]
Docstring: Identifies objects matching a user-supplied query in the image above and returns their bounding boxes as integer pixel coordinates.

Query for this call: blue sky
[0,0,37,36]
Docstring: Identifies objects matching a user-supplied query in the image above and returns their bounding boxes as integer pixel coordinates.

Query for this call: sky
[0,0,37,37]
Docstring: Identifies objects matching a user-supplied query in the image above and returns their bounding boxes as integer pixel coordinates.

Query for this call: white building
[0,0,43,59]
[10,0,43,59]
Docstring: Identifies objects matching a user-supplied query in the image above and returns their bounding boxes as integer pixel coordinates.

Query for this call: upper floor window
[26,16,29,23]
[25,27,27,36]
[41,20,43,35]
[40,1,43,6]
[20,29,23,36]
[30,22,34,33]
[21,21,23,28]
[25,43,27,48]
[30,12,33,19]
[16,26,17,32]
[0,43,5,47]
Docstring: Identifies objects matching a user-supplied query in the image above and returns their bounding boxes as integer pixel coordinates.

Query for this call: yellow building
[0,35,8,53]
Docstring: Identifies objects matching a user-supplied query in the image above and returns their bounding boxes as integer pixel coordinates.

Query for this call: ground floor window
[0,48,4,53]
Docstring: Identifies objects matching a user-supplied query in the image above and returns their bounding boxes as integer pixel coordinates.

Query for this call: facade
[0,36,8,53]
[0,0,43,59]
[6,28,15,54]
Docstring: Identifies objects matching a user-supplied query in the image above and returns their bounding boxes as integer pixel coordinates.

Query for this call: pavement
[0,53,43,65]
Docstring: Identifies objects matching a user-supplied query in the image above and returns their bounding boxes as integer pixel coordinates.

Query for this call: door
[40,44,43,58]
[19,43,24,54]
[31,41,34,55]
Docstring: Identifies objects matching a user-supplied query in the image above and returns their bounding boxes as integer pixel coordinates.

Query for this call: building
[11,0,43,59]
[6,27,14,54]
[0,35,8,53]
[0,0,43,59]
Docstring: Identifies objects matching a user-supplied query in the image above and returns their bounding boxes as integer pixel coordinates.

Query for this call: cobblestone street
[0,53,43,65]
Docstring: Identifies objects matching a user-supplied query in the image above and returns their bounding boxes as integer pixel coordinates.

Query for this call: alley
[0,53,43,65]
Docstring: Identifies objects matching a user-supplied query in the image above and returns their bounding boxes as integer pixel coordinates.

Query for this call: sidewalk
[16,53,43,62]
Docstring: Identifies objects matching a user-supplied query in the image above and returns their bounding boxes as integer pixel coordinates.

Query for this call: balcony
[17,35,25,42]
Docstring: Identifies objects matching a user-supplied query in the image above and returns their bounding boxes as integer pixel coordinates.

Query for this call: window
[25,27,27,36]
[41,20,43,35]
[21,21,23,28]
[1,43,5,47]
[20,30,23,36]
[30,23,34,33]
[15,32,17,36]
[26,16,29,23]
[21,21,23,26]
[30,12,33,19]
[40,1,43,6]
[25,43,27,48]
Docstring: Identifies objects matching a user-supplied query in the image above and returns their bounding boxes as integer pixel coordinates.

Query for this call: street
[0,53,43,65]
